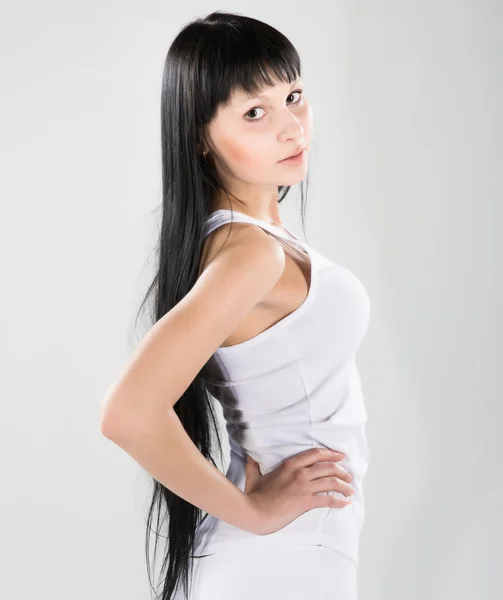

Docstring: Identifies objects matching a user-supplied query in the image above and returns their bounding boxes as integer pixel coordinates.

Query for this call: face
[203,75,313,196]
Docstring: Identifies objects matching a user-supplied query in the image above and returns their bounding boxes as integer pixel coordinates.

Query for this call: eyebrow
[235,80,302,105]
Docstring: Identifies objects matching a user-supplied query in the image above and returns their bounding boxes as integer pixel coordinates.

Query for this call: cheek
[220,135,267,170]
[224,139,251,163]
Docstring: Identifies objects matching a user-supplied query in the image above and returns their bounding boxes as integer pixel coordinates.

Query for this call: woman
[100,10,371,600]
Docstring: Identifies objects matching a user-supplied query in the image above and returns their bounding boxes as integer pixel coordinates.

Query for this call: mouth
[279,146,307,163]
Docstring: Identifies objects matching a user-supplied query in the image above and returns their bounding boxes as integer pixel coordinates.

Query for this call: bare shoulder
[198,219,285,280]
[190,221,286,330]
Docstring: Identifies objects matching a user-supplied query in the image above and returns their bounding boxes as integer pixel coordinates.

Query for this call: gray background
[1,1,501,598]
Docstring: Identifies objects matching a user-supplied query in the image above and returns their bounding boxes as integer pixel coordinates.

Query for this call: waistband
[192,527,359,566]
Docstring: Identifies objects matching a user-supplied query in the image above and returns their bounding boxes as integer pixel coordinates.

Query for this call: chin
[277,169,308,187]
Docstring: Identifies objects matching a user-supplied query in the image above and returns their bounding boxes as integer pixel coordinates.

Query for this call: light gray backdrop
[1,1,501,599]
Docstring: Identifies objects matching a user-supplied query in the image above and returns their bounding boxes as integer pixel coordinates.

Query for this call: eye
[244,89,305,124]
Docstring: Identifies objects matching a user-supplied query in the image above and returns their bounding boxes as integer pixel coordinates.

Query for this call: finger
[311,493,353,510]
[306,462,353,484]
[246,455,261,475]
[244,459,259,494]
[310,476,355,497]
[288,447,346,470]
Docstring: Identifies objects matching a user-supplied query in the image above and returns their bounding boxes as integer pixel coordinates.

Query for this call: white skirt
[174,544,358,600]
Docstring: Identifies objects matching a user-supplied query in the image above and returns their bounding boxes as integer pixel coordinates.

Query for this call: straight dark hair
[134,10,310,600]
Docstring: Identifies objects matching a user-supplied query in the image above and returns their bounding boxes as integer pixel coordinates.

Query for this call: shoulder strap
[204,209,307,255]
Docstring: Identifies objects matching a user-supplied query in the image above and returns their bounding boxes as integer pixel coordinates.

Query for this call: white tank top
[193,209,371,566]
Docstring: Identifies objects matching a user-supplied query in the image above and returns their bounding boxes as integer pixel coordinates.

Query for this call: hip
[178,543,358,600]
[193,499,363,565]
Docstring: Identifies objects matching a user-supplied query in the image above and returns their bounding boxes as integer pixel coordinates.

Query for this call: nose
[278,110,305,140]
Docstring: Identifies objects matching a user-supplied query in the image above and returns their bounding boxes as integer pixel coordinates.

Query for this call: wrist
[238,491,261,534]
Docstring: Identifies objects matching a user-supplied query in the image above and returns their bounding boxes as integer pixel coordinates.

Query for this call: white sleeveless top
[193,209,371,566]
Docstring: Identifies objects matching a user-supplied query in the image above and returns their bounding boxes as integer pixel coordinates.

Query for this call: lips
[280,146,306,161]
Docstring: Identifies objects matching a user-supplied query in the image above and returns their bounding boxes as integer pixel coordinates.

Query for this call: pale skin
[100,73,355,537]
[199,74,314,347]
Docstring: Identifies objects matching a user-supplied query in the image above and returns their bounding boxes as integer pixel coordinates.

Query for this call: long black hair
[134,10,310,600]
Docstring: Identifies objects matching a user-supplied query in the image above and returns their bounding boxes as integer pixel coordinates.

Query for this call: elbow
[100,412,119,440]
[99,395,154,443]
[99,403,120,440]
[100,409,138,444]
[99,397,131,442]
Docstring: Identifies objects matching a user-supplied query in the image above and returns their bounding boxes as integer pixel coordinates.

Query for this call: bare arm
[100,225,285,533]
